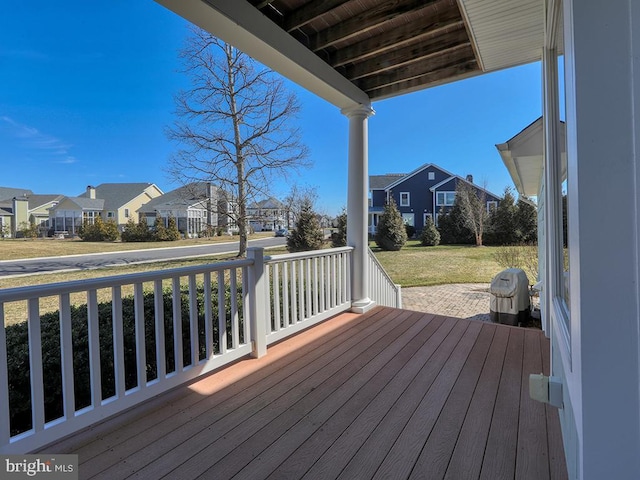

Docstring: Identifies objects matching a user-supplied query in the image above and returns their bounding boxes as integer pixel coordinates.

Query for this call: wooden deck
[46,306,567,480]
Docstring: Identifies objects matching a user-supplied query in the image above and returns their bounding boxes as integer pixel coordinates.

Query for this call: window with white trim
[423,213,433,226]
[487,201,498,213]
[436,191,456,206]
[428,171,435,180]
[399,192,410,206]
[124,208,130,218]
[402,213,414,226]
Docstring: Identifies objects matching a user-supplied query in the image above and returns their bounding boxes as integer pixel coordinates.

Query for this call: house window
[107,211,115,218]
[124,208,129,218]
[436,191,456,206]
[428,172,435,180]
[423,213,433,226]
[487,201,498,213]
[402,213,414,226]
[400,192,410,207]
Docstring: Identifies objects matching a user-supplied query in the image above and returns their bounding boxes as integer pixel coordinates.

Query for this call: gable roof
[429,174,502,200]
[72,198,105,210]
[0,187,33,202]
[384,163,458,191]
[79,183,161,211]
[249,197,285,210]
[369,174,405,190]
[27,194,65,211]
[138,182,219,213]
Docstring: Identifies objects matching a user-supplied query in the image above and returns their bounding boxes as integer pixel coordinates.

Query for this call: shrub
[420,216,440,246]
[78,217,119,242]
[18,221,39,239]
[121,217,153,242]
[6,283,243,436]
[331,211,347,248]
[287,201,324,252]
[375,198,407,251]
[405,224,416,239]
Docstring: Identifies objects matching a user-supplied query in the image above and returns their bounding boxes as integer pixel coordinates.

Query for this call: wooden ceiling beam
[366,60,479,99]
[354,44,476,92]
[330,3,464,67]
[283,0,353,32]
[344,27,471,80]
[308,0,441,51]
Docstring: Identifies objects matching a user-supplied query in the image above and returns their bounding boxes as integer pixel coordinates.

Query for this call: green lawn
[371,241,502,287]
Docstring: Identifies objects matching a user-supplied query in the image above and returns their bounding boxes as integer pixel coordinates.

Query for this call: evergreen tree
[486,187,518,245]
[374,198,407,251]
[331,210,347,248]
[515,198,537,243]
[437,205,473,244]
[287,201,324,252]
[78,217,119,242]
[420,215,440,246]
[165,215,181,241]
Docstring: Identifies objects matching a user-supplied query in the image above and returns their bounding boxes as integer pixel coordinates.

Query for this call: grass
[0,238,507,325]
[0,232,275,261]
[371,241,502,287]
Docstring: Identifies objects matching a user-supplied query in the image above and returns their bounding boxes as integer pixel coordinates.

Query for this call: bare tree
[283,184,318,229]
[166,26,309,256]
[456,180,488,246]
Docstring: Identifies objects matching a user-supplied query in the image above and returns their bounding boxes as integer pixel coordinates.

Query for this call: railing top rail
[265,246,353,263]
[0,258,254,302]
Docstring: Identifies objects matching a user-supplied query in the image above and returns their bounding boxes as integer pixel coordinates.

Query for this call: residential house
[247,197,289,232]
[138,182,234,237]
[0,188,64,237]
[369,163,501,235]
[49,183,163,235]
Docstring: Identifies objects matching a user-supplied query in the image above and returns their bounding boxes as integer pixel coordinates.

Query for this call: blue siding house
[369,163,501,234]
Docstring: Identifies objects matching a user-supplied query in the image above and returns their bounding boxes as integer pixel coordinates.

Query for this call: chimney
[466,174,473,184]
[87,185,96,199]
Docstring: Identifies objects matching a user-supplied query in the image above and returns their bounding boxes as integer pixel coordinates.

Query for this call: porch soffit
[155,0,544,108]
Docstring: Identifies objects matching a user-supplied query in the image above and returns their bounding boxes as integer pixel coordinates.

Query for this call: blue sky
[1,1,542,216]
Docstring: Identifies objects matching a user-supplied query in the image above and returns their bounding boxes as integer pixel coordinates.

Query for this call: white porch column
[342,104,375,313]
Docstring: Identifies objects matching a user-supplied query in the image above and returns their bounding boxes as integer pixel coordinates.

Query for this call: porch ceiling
[156,0,544,108]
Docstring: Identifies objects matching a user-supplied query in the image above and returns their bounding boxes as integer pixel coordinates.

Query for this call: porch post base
[351,298,376,314]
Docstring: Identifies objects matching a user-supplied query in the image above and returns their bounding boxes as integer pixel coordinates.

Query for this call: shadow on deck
[44,306,568,479]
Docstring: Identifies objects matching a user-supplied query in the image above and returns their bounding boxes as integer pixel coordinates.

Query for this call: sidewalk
[401,283,492,322]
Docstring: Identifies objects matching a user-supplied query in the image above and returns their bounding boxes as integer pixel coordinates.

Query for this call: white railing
[0,258,254,454]
[368,247,402,308]
[0,245,397,454]
[264,247,353,345]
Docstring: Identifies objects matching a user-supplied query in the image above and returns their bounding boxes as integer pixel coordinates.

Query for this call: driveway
[401,283,492,322]
[0,237,287,278]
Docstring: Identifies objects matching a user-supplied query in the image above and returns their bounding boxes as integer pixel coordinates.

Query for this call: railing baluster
[188,275,198,366]
[242,267,249,345]
[283,262,290,327]
[112,286,125,397]
[87,289,101,407]
[319,256,326,313]
[59,294,75,418]
[230,269,239,349]
[218,271,226,354]
[305,258,312,319]
[298,259,305,321]
[273,263,281,332]
[0,304,10,445]
[27,298,44,432]
[291,260,298,323]
[172,277,183,373]
[154,280,166,380]
[332,254,337,308]
[204,272,213,358]
[134,283,146,390]
[312,257,319,316]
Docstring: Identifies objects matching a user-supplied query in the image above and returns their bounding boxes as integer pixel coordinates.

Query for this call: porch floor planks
[97,307,413,479]
[55,306,567,480]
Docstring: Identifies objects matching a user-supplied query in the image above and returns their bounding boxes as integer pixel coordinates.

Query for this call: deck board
[45,306,567,480]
